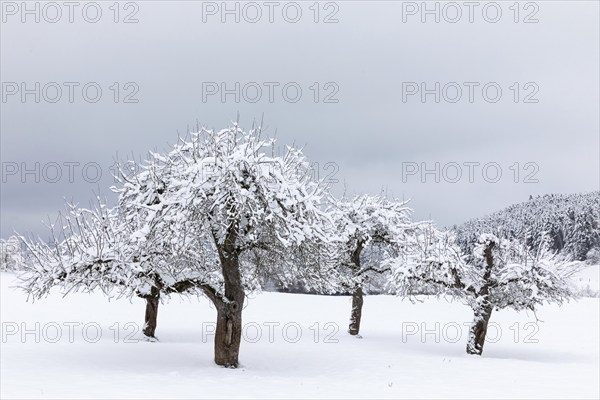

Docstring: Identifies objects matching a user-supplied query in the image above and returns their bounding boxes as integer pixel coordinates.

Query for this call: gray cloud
[1,1,598,237]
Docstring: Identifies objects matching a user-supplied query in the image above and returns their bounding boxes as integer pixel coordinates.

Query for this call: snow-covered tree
[112,124,336,367]
[565,204,599,261]
[18,197,208,339]
[331,194,414,336]
[390,227,579,355]
[0,236,23,271]
[19,123,336,365]
[184,126,328,364]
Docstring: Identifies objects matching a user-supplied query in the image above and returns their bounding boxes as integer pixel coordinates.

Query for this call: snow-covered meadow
[1,269,598,399]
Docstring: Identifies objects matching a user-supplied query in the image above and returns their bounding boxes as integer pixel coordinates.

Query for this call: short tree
[390,227,579,355]
[331,194,414,336]
[18,198,209,340]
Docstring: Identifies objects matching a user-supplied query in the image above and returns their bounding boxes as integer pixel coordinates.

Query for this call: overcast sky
[1,0,599,239]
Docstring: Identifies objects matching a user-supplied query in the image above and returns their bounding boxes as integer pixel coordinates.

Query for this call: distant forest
[454,191,600,262]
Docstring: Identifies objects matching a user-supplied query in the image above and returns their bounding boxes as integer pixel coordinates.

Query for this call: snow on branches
[0,236,23,272]
[18,123,338,354]
[332,194,414,278]
[113,123,335,365]
[113,124,336,294]
[330,194,416,335]
[389,226,580,354]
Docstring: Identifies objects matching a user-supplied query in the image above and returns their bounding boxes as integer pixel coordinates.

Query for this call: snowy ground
[572,263,600,297]
[1,270,598,399]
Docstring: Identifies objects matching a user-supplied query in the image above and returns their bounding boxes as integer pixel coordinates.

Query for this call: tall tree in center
[120,123,334,367]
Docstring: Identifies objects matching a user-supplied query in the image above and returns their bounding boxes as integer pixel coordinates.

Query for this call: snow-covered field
[572,264,600,297]
[1,271,598,399]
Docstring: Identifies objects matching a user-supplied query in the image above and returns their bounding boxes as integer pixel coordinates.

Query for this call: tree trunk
[348,285,364,335]
[214,298,243,367]
[348,240,365,336]
[466,240,496,355]
[466,303,493,355]
[214,228,245,368]
[142,286,160,339]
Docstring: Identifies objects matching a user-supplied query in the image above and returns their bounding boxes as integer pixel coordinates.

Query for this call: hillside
[454,192,600,262]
